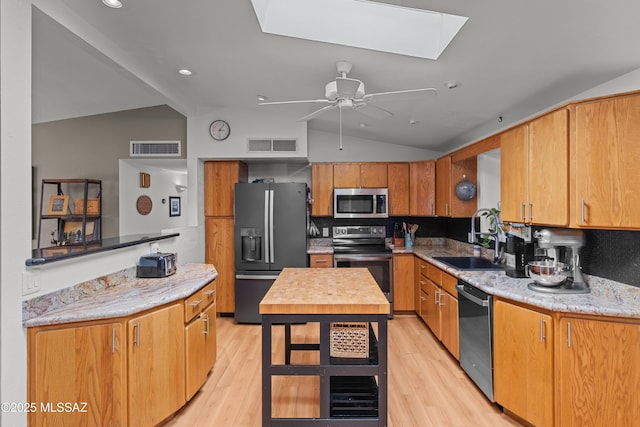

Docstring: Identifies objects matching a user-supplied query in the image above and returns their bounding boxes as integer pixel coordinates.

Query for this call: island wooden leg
[262,315,273,426]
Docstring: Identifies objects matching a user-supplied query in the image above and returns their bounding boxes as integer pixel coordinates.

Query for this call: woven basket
[330,322,369,358]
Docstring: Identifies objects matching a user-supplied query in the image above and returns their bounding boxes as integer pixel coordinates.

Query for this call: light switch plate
[322,227,329,237]
[22,270,41,295]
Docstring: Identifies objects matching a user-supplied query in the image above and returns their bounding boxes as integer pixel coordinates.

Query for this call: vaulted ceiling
[32,0,640,152]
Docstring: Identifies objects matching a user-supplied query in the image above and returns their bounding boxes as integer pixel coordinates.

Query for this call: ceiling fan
[258,61,437,122]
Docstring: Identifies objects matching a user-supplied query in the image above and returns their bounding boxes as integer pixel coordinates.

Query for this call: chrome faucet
[469,208,502,261]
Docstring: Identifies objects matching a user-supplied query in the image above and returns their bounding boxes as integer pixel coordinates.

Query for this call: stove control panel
[333,225,386,238]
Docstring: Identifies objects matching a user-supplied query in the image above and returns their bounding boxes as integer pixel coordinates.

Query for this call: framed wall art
[47,195,69,215]
[169,196,181,217]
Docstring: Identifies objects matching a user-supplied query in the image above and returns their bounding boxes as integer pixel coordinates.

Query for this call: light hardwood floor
[162,315,523,427]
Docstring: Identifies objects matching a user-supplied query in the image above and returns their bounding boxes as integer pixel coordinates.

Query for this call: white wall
[1,1,34,425]
[119,159,189,235]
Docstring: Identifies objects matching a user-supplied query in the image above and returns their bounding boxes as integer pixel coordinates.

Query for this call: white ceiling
[32,0,640,153]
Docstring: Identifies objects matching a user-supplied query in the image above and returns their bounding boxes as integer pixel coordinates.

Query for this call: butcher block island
[260,268,390,427]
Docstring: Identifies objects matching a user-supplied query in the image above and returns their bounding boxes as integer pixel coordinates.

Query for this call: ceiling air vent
[248,138,297,153]
[130,140,181,157]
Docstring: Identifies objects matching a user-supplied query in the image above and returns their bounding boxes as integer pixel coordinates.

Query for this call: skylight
[251,0,468,60]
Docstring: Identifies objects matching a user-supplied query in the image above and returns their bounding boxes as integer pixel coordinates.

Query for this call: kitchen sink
[433,256,503,271]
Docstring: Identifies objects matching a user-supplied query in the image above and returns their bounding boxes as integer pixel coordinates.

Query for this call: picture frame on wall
[47,195,70,215]
[169,196,181,217]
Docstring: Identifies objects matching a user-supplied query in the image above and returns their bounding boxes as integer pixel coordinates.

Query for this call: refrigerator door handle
[264,190,269,266]
[269,189,275,263]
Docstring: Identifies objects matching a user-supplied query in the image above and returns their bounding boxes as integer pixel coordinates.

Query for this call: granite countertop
[23,263,218,327]
[260,267,389,315]
[408,245,640,320]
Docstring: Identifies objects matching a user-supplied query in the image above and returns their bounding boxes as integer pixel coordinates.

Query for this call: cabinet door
[311,163,334,216]
[128,303,185,427]
[450,157,478,217]
[574,94,640,228]
[494,300,553,427]
[204,161,248,217]
[333,163,360,187]
[557,317,640,427]
[30,322,126,427]
[309,253,333,268]
[439,291,459,360]
[388,163,410,216]
[393,254,414,311]
[500,125,529,223]
[528,109,569,226]
[360,163,388,187]
[409,161,436,216]
[424,279,441,338]
[185,313,207,401]
[205,217,234,313]
[436,156,451,216]
[203,301,217,373]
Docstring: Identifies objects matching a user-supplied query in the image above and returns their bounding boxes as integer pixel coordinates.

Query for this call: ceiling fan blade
[297,104,337,122]
[259,99,331,106]
[362,87,437,103]
[353,103,393,120]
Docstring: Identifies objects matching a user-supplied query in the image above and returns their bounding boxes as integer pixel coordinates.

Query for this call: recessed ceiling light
[359,123,368,128]
[409,119,420,125]
[257,95,268,102]
[102,0,123,9]
[445,81,459,89]
[178,69,192,76]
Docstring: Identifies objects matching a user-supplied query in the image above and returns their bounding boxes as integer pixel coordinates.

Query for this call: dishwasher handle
[456,284,489,307]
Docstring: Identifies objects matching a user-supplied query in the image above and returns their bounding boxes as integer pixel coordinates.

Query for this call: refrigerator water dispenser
[240,228,262,262]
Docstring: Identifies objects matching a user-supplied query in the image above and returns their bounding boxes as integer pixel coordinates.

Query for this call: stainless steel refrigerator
[234,182,308,323]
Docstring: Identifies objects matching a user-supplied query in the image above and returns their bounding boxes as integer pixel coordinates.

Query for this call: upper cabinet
[573,93,640,229]
[409,160,436,216]
[204,161,248,217]
[436,156,477,217]
[501,108,569,226]
[334,162,387,188]
[388,163,410,216]
[435,156,452,216]
[311,163,334,216]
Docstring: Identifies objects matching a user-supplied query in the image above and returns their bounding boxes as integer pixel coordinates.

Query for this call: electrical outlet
[322,227,329,237]
[22,270,41,296]
[150,242,159,253]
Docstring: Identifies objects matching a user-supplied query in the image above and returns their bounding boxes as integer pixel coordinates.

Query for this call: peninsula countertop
[259,267,390,315]
[23,263,218,327]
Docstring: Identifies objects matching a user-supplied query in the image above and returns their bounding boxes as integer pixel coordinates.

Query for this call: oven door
[334,253,393,315]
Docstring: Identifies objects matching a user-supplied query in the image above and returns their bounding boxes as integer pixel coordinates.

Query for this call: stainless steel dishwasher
[456,280,494,402]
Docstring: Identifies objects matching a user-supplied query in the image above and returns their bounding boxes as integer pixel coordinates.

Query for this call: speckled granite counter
[307,238,333,254]
[22,263,218,327]
[407,245,640,319]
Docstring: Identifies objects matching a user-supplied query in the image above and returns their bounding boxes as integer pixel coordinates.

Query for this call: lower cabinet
[28,322,127,427]
[128,303,186,426]
[393,254,414,311]
[205,217,234,313]
[493,299,553,427]
[556,316,640,426]
[28,282,217,427]
[414,256,459,360]
[309,253,333,268]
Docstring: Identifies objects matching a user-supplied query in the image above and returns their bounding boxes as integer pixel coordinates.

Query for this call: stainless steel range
[332,225,393,316]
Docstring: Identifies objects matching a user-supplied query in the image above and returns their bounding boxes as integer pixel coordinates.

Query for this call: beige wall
[32,105,186,240]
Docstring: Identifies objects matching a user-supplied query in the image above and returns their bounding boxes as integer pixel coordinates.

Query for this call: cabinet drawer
[416,259,429,278]
[310,254,333,268]
[201,281,217,308]
[440,272,458,297]
[184,290,205,322]
[426,263,442,284]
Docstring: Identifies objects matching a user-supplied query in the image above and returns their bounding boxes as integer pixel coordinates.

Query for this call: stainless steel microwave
[333,188,388,218]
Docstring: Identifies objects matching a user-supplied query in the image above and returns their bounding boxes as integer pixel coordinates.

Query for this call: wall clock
[209,120,230,141]
[136,195,152,215]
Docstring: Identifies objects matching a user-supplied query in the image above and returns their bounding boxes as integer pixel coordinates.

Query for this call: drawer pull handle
[205,290,216,297]
[204,314,210,336]
[191,300,202,308]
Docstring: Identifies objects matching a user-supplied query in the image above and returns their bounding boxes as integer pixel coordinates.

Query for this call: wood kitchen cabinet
[409,160,436,216]
[393,253,414,311]
[311,163,333,216]
[388,162,410,216]
[435,156,476,218]
[556,315,640,427]
[415,257,459,359]
[573,93,640,228]
[309,253,333,268]
[128,303,186,427]
[205,217,234,312]
[501,108,569,225]
[333,162,387,188]
[28,321,127,427]
[185,281,217,400]
[494,299,554,427]
[204,160,248,217]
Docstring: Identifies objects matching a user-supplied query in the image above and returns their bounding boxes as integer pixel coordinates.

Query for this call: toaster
[137,252,177,278]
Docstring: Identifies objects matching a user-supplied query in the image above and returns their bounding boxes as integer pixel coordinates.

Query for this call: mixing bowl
[526,260,570,286]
